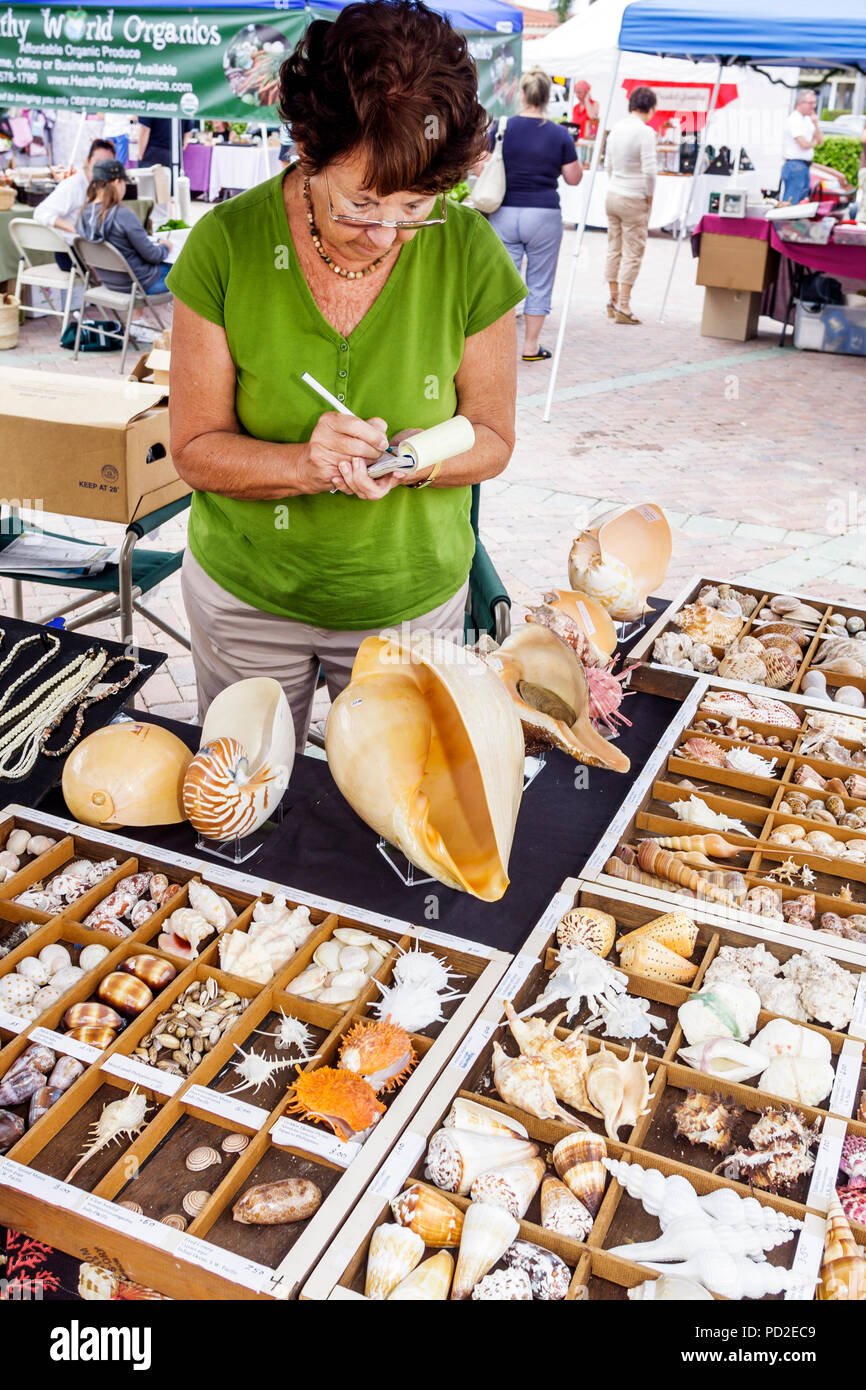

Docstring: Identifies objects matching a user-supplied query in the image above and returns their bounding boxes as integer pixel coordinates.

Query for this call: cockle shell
[677,736,726,766]
[717,651,767,683]
[557,907,616,957]
[388,1251,454,1301]
[817,1195,866,1299]
[365,1223,424,1300]
[762,648,799,689]
[442,1097,528,1138]
[390,1183,464,1246]
[491,1041,577,1125]
[540,1176,593,1239]
[426,1128,540,1195]
[470,1156,546,1220]
[568,503,672,621]
[752,1019,832,1063]
[553,1131,607,1215]
[678,981,761,1046]
[676,602,742,647]
[62,722,193,827]
[451,1201,519,1300]
[677,1038,768,1084]
[326,634,525,901]
[758,1055,834,1107]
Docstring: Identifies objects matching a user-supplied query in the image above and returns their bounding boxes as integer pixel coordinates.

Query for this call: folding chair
[71,236,171,374]
[0,496,191,651]
[9,218,84,338]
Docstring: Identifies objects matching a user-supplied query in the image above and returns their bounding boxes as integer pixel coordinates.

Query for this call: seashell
[332,927,379,947]
[753,1018,832,1063]
[568,503,672,621]
[388,1250,454,1301]
[130,899,159,928]
[365,1223,425,1300]
[0,975,36,1006]
[338,945,372,972]
[286,1068,384,1142]
[618,936,699,985]
[677,1038,769,1084]
[678,981,761,1046]
[222,1133,249,1153]
[195,676,295,837]
[525,588,618,665]
[540,1176,593,1239]
[29,1085,63,1125]
[652,834,741,859]
[616,911,698,958]
[636,842,734,907]
[761,648,799,689]
[556,907,616,957]
[652,630,700,671]
[451,1201,519,1300]
[65,1027,119,1047]
[78,944,110,972]
[33,985,64,1009]
[442,1096,528,1138]
[187,878,236,929]
[637,1249,794,1298]
[370,978,447,1031]
[673,1090,743,1153]
[609,1212,795,1264]
[0,1063,45,1106]
[319,973,368,1003]
[47,1055,85,1092]
[63,1001,123,1032]
[166,908,215,954]
[182,1189,210,1218]
[16,957,50,986]
[0,1107,26,1151]
[677,736,726,767]
[426,1128,540,1195]
[471,1156,546,1220]
[503,1240,571,1301]
[148,873,169,904]
[471,1268,533,1300]
[6,828,30,857]
[504,1002,599,1115]
[218,930,274,985]
[491,1041,578,1124]
[585,1042,651,1140]
[758,1055,834,1107]
[340,1019,416,1093]
[628,1275,714,1301]
[186,1145,221,1172]
[836,685,866,708]
[38,943,71,973]
[313,941,343,972]
[491,626,630,773]
[117,1201,143,1214]
[285,964,328,998]
[553,1131,607,1215]
[62,721,194,827]
[817,1198,866,1298]
[674,602,743,646]
[717,651,766,684]
[119,954,176,990]
[83,917,131,940]
[97,972,153,1018]
[10,1043,56,1076]
[391,1183,464,1246]
[26,835,56,856]
[161,1214,187,1230]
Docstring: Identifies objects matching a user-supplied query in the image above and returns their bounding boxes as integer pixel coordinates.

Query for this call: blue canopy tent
[543,0,866,419]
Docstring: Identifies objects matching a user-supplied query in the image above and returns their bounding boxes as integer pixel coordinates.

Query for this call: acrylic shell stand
[195,800,286,865]
[376,753,547,888]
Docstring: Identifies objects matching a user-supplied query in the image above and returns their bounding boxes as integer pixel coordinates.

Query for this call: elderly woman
[168,0,525,746]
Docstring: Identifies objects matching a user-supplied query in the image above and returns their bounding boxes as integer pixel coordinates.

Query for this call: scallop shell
[568,503,672,621]
[451,1201,519,1300]
[182,1189,210,1218]
[762,648,799,689]
[675,602,742,647]
[365,1223,424,1300]
[325,634,526,901]
[62,722,194,827]
[185,1146,221,1172]
[717,651,766,683]
[557,907,616,957]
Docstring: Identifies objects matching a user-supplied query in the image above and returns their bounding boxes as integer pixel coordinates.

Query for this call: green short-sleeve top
[166,171,526,630]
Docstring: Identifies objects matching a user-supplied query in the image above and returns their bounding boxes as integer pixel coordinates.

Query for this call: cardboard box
[129,349,170,389]
[0,367,189,524]
[696,230,775,292]
[700,285,761,341]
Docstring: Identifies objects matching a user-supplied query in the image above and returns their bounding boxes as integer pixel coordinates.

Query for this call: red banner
[621,79,739,135]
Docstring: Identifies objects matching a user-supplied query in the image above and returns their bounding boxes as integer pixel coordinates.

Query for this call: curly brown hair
[278,0,489,195]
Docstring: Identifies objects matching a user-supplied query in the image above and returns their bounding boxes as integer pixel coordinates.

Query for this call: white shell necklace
[0,647,108,781]
[0,631,61,719]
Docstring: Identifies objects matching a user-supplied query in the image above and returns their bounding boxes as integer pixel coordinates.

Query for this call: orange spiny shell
[338,1019,417,1093]
[286,1067,385,1141]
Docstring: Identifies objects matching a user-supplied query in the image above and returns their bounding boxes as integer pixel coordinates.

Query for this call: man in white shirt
[33,138,116,263]
[604,85,658,324]
[780,90,821,206]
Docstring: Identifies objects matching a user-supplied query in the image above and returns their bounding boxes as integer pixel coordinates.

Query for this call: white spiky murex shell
[392,941,463,995]
[365,1223,424,1300]
[443,1097,528,1138]
[670,795,754,837]
[451,1201,519,1300]
[425,1127,540,1195]
[608,1213,796,1264]
[724,746,778,778]
[370,978,445,1031]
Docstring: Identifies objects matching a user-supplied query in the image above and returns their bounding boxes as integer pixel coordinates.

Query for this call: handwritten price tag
[102,1053,183,1097]
[412,925,495,959]
[829,1040,863,1118]
[499,954,538,1002]
[785,1216,824,1301]
[849,976,866,1040]
[807,1117,846,1213]
[183,1084,268,1131]
[370,1132,426,1199]
[173,1233,273,1292]
[31,1027,100,1064]
[270,1117,360,1168]
[0,1009,26,1035]
[77,1192,179,1251]
[452,1018,496,1074]
[0,1157,82,1210]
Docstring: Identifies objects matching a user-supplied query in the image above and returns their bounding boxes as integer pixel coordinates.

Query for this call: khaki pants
[181,549,469,749]
[604,193,650,288]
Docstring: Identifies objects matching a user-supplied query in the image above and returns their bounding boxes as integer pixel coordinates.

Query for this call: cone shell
[553,1131,607,1215]
[365,1223,424,1300]
[451,1200,519,1300]
[426,1127,540,1195]
[390,1183,464,1247]
[388,1250,454,1301]
[568,503,672,621]
[442,1097,528,1138]
[557,907,616,957]
[97,972,153,1018]
[470,1156,546,1220]
[617,937,699,985]
[615,911,698,958]
[540,1177,593,1239]
[817,1196,866,1300]
[325,634,525,902]
[62,722,193,828]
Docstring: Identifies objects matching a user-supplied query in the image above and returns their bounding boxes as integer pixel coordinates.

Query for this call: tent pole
[543,49,622,424]
[657,62,723,322]
[260,122,270,182]
[171,118,180,208]
[68,110,87,170]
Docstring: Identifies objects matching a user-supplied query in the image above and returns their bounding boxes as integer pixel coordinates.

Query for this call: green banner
[0,5,521,120]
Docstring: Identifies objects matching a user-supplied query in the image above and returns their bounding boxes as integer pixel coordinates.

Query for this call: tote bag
[467,118,508,215]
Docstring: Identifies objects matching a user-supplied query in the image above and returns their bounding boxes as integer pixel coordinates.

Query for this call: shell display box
[0,366,189,524]
[0,806,509,1300]
[581,679,866,954]
[628,575,866,710]
[304,884,866,1301]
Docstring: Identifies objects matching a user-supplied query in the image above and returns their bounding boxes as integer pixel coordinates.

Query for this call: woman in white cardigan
[604,86,658,325]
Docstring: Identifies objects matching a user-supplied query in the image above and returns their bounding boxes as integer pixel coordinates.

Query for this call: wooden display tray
[0,806,509,1300]
[580,681,866,953]
[629,575,866,710]
[303,885,866,1300]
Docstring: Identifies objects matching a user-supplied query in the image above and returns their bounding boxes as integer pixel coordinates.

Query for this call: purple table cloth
[694,213,866,281]
[183,144,213,195]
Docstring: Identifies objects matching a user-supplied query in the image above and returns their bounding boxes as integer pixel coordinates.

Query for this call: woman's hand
[296,411,398,499]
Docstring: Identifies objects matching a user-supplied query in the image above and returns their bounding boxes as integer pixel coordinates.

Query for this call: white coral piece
[670,795,754,837]
[521,943,628,1022]
[585,993,667,1041]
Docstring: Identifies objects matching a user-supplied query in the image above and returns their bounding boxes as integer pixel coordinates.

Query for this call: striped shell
[222,1133,250,1153]
[117,1201,143,1214]
[183,736,283,841]
[556,908,616,957]
[761,648,798,689]
[186,1145,221,1172]
[182,1189,210,1218]
[161,1214,187,1230]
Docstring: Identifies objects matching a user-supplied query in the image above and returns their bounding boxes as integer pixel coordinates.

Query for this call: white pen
[301,371,405,492]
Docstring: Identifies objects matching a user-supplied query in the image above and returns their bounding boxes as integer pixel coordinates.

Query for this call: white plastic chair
[71,236,171,373]
[9,218,83,337]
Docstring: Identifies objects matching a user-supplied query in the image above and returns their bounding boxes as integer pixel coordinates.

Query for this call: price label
[849,976,866,1040]
[31,1027,100,1064]
[829,1040,863,1118]
[173,1234,273,1292]
[411,925,495,959]
[370,1132,426,1199]
[807,1117,846,1213]
[102,1053,183,1096]
[573,598,596,634]
[0,1157,82,1210]
[499,954,538,1002]
[452,1018,497,1074]
[785,1216,825,1301]
[0,1009,26,1035]
[77,1192,180,1251]
[183,1084,268,1130]
[534,890,573,942]
[270,1117,360,1167]
[636,504,663,523]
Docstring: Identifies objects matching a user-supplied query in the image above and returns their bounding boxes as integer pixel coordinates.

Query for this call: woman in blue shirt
[488,70,582,361]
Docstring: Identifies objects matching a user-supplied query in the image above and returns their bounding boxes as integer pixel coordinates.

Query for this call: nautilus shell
[62,722,193,827]
[183,678,294,841]
[325,634,525,901]
[568,503,672,621]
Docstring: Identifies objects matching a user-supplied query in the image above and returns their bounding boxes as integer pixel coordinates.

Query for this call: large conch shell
[183,678,295,841]
[325,634,525,901]
[62,722,193,827]
[488,626,630,773]
[568,503,672,621]
[525,589,618,666]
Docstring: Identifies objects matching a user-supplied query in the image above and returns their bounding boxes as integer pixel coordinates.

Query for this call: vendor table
[0,199,154,285]
[207,145,281,202]
[561,170,764,232]
[182,143,213,196]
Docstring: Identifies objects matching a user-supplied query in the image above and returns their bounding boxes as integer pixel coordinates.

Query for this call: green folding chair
[0,495,192,650]
[466,482,511,645]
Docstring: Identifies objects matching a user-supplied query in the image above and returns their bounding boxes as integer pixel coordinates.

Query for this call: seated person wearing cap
[75,158,172,296]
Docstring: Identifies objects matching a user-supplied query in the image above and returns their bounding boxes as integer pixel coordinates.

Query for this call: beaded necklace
[0,631,61,720]
[0,648,108,782]
[42,654,147,758]
[302,177,392,280]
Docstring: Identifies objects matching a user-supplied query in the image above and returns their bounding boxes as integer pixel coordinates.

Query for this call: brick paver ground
[3,214,864,728]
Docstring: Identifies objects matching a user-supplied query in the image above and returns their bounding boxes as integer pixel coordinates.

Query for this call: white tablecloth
[560,170,765,232]
[208,145,282,201]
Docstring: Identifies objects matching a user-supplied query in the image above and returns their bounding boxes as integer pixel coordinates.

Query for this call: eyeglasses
[324,171,447,230]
